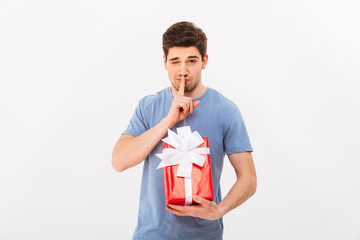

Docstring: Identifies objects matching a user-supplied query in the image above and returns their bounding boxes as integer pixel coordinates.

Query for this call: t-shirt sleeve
[122,100,148,137]
[224,107,253,155]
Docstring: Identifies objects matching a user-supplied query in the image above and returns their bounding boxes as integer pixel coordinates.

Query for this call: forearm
[218,175,257,216]
[112,117,172,172]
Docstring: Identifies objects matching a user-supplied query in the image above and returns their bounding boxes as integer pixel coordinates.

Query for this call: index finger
[178,77,185,96]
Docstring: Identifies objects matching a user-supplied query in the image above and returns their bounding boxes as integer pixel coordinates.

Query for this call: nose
[179,62,189,76]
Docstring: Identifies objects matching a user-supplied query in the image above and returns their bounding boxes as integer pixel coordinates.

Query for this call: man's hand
[165,152,257,220]
[165,77,200,128]
[166,195,226,220]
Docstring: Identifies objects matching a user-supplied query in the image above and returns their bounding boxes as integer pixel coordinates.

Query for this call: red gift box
[162,137,214,205]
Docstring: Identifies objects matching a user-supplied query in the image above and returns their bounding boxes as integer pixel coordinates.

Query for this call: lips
[176,79,191,82]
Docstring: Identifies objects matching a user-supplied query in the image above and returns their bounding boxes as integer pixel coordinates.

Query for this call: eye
[171,61,179,64]
[188,59,197,64]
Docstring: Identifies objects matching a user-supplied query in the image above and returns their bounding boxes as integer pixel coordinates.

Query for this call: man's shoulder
[207,87,239,111]
[140,87,167,100]
[137,87,169,109]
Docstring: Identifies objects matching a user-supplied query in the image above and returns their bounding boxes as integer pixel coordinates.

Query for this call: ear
[201,55,208,69]
[163,55,168,70]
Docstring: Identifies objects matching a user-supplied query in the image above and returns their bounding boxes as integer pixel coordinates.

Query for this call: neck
[171,83,207,99]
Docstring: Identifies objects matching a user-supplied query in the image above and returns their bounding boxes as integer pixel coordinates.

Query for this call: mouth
[175,78,191,83]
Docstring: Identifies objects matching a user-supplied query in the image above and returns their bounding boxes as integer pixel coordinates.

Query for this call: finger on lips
[178,77,185,96]
[174,77,200,116]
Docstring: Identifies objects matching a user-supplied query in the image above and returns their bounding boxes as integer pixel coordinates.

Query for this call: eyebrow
[188,55,199,59]
[168,57,180,61]
[168,55,200,61]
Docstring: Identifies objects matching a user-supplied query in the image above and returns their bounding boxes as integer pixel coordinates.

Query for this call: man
[112,21,257,240]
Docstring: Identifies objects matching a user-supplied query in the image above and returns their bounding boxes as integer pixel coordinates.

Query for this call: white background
[1,0,360,239]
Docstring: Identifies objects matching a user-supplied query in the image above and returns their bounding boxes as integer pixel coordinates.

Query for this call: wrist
[161,116,173,129]
[217,201,230,217]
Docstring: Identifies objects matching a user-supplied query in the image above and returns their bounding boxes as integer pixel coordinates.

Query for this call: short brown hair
[162,21,207,61]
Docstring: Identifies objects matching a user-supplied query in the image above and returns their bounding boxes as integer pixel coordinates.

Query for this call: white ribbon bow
[156,126,210,178]
[156,126,210,205]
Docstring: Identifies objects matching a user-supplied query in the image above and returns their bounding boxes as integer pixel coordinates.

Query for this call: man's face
[164,46,208,93]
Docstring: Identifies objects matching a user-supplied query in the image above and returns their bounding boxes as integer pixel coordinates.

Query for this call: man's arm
[112,78,199,172]
[218,151,257,213]
[111,118,171,172]
[166,151,257,220]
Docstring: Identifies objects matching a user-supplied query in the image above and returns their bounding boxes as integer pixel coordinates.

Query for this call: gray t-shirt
[123,87,253,240]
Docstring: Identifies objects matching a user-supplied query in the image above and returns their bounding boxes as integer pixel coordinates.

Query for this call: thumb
[193,195,208,205]
[193,100,200,109]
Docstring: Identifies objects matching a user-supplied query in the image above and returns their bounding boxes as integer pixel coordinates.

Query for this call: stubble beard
[172,78,199,93]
